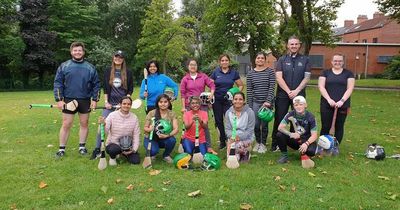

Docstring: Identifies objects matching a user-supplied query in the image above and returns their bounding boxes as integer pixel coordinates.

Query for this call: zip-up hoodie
[224,104,255,141]
[180,72,215,107]
[139,73,178,107]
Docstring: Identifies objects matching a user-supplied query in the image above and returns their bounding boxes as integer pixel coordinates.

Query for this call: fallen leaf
[363,190,369,194]
[146,188,154,192]
[187,190,201,197]
[378,176,390,181]
[281,168,287,172]
[156,204,165,208]
[115,179,122,184]
[316,184,323,189]
[126,184,134,190]
[279,185,286,191]
[386,194,397,201]
[10,203,17,210]
[79,201,84,206]
[267,160,274,165]
[318,198,324,202]
[274,176,281,181]
[47,144,54,148]
[291,185,296,192]
[219,199,225,204]
[107,197,114,204]
[321,171,327,174]
[308,172,316,177]
[240,203,252,210]
[101,186,108,193]
[162,180,171,185]
[162,188,168,192]
[39,181,48,189]
[149,169,162,176]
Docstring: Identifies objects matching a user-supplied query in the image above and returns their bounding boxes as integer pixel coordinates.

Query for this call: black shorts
[62,98,91,114]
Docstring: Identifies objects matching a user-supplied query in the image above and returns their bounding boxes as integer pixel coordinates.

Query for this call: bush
[382,55,400,79]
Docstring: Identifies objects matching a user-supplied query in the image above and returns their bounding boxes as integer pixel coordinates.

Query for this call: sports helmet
[257,107,274,122]
[318,135,334,150]
[201,153,221,171]
[225,87,240,101]
[173,153,192,169]
[119,136,133,151]
[199,92,214,105]
[155,119,172,135]
[366,143,385,160]
[164,87,175,100]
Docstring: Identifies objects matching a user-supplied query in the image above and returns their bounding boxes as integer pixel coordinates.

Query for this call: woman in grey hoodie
[224,92,255,162]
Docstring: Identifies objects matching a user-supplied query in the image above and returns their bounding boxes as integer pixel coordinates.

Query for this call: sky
[171,0,380,27]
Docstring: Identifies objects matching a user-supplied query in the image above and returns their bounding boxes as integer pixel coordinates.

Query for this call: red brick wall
[341,20,400,43]
[310,44,400,77]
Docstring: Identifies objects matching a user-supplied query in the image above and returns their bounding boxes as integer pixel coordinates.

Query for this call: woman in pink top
[102,96,141,165]
[182,96,208,155]
[180,59,216,154]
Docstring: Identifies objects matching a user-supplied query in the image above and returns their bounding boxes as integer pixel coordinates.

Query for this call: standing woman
[140,60,179,113]
[143,94,178,163]
[210,54,244,150]
[180,58,216,154]
[246,52,275,153]
[225,92,255,162]
[318,54,355,144]
[91,50,133,159]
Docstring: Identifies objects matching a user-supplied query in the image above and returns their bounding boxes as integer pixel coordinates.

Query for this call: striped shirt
[105,111,140,152]
[246,67,275,107]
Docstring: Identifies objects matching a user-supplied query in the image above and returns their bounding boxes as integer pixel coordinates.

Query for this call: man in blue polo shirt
[210,54,244,150]
[271,36,311,152]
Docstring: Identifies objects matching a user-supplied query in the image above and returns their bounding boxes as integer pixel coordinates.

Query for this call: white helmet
[318,135,334,150]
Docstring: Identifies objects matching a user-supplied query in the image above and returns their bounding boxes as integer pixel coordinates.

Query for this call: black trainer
[55,150,65,158]
[90,148,101,160]
[79,147,88,155]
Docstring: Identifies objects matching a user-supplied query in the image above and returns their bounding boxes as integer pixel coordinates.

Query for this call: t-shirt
[320,68,354,109]
[210,67,240,100]
[281,110,317,141]
[246,68,275,107]
[183,110,208,143]
[109,70,128,105]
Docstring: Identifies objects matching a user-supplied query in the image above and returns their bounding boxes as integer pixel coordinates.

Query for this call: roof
[334,16,392,36]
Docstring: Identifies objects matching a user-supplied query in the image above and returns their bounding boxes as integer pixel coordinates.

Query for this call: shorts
[62,98,91,114]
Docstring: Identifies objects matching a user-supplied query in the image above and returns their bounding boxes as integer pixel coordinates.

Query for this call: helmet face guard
[155,119,172,135]
[257,107,274,122]
[119,136,133,151]
[366,143,385,160]
[173,153,192,169]
[200,92,214,105]
[201,153,221,171]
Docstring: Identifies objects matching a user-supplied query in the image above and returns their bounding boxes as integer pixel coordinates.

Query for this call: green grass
[308,78,400,88]
[1,88,400,209]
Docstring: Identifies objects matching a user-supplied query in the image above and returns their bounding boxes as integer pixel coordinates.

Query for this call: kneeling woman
[225,92,255,162]
[103,96,140,165]
[182,96,208,156]
[143,94,178,163]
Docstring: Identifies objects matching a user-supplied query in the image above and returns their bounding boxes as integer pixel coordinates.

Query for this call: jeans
[182,138,207,156]
[143,136,176,157]
[106,143,140,164]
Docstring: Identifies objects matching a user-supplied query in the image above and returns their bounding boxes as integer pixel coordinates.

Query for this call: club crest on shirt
[298,62,303,67]
[285,62,291,66]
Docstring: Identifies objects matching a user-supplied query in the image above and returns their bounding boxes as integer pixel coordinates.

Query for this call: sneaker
[79,147,88,155]
[253,143,260,152]
[277,155,289,164]
[163,156,173,164]
[258,144,267,153]
[271,145,280,152]
[219,142,226,150]
[55,150,65,158]
[109,158,117,166]
[90,148,101,160]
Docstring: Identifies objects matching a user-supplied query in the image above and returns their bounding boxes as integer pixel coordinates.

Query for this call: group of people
[53,36,355,168]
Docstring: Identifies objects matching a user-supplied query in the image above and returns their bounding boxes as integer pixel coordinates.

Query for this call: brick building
[309,12,400,78]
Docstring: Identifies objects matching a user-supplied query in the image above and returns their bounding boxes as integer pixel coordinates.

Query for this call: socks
[59,145,65,152]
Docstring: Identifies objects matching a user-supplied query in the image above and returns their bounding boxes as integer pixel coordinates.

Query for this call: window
[362,39,367,43]
[373,38,378,43]
[309,55,324,68]
[377,56,393,64]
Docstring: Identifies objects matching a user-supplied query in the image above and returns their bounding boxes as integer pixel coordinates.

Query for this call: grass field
[1,87,399,209]
[308,79,400,88]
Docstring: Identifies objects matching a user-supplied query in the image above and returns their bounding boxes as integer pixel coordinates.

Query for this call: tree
[202,0,276,66]
[135,0,194,74]
[375,0,400,22]
[19,0,56,88]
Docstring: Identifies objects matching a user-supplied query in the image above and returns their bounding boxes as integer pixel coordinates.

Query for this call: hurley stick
[178,122,185,153]
[98,123,107,170]
[142,117,155,169]
[29,99,78,111]
[288,116,314,168]
[192,119,203,164]
[226,115,239,169]
[329,107,338,136]
[144,68,148,113]
[96,99,142,110]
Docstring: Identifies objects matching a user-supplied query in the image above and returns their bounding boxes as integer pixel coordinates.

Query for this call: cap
[293,96,306,104]
[114,50,125,58]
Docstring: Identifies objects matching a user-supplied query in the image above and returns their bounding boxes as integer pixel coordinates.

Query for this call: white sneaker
[109,158,117,166]
[258,144,267,153]
[253,143,260,152]
[163,156,173,164]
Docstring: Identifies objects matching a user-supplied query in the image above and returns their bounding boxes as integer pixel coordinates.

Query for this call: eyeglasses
[333,60,343,63]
